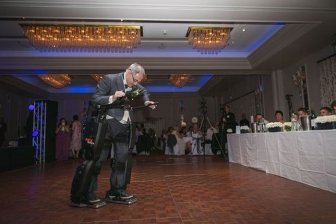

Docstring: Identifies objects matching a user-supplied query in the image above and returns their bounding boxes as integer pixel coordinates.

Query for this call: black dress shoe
[105,190,134,200]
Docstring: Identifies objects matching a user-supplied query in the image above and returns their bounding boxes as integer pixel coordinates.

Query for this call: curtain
[319,55,336,107]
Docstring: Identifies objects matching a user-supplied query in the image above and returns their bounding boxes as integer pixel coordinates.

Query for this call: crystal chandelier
[169,74,191,88]
[21,24,142,52]
[186,27,232,54]
[38,74,71,88]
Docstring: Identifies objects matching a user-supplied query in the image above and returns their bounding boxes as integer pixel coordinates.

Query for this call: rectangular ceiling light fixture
[21,24,142,53]
[186,26,232,54]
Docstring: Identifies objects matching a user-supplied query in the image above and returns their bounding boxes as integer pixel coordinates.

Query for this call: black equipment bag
[70,160,95,204]
[70,101,108,204]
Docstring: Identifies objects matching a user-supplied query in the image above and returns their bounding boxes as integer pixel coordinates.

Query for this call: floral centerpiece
[125,88,143,100]
[314,115,336,130]
[227,128,233,134]
[240,125,250,133]
[266,122,284,132]
[284,122,292,132]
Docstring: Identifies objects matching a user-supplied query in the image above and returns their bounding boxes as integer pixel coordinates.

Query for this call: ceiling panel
[0,1,335,94]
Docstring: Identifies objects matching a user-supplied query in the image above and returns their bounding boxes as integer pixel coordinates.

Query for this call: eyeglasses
[132,73,141,83]
[128,69,141,83]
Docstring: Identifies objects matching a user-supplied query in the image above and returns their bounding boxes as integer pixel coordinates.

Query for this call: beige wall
[1,45,334,141]
[269,46,334,120]
[136,93,220,134]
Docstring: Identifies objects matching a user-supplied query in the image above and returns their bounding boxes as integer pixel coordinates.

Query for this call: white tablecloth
[228,130,336,193]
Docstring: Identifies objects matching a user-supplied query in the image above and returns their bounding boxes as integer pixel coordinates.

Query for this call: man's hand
[145,101,158,109]
[112,90,126,101]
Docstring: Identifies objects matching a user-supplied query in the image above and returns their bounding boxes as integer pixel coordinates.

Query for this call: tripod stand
[199,115,224,158]
[198,99,225,158]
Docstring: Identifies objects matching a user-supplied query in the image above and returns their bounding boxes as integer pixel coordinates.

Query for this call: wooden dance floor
[1,153,336,224]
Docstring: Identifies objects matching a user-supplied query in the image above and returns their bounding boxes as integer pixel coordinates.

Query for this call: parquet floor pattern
[0,154,336,224]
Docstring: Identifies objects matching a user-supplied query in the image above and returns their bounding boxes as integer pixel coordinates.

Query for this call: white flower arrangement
[314,115,336,124]
[266,122,285,129]
[284,122,292,131]
[191,117,198,124]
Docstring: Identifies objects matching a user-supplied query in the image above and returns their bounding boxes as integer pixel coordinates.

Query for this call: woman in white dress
[174,127,187,155]
[191,125,203,155]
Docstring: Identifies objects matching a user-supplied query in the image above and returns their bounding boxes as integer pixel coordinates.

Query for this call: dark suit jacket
[91,72,150,121]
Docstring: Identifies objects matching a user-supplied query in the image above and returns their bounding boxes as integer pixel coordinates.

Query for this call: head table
[227,129,336,193]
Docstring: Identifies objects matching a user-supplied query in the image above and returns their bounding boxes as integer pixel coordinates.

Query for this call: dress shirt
[106,73,130,124]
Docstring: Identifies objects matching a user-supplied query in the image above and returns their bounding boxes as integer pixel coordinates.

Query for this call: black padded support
[93,122,108,161]
[125,156,132,184]
[129,122,136,149]
[70,160,95,204]
[70,119,108,204]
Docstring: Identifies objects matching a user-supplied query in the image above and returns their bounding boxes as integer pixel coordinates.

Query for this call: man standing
[222,104,236,133]
[88,63,156,205]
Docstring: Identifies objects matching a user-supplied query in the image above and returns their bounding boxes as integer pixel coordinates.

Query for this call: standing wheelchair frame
[70,100,157,208]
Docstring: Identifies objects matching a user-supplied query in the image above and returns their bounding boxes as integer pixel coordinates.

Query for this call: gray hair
[128,63,145,76]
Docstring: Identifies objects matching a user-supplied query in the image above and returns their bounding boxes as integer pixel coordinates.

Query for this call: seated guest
[191,125,203,155]
[206,121,218,141]
[255,113,268,124]
[148,128,156,151]
[239,113,250,127]
[136,133,150,155]
[297,107,308,118]
[160,129,167,151]
[186,125,193,137]
[331,100,336,114]
[274,110,285,123]
[319,106,332,116]
[174,127,187,155]
[183,126,193,155]
[185,141,192,155]
[166,126,177,155]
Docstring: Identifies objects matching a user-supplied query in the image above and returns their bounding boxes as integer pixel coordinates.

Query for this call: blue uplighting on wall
[34,69,48,75]
[64,85,96,93]
[197,74,213,85]
[143,74,212,93]
[144,85,200,92]
[41,73,213,93]
[245,23,284,52]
